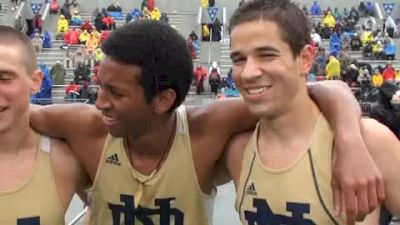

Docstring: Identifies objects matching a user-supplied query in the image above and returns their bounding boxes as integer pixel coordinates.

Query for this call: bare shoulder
[31,103,107,139]
[49,137,90,209]
[361,118,400,153]
[225,131,253,182]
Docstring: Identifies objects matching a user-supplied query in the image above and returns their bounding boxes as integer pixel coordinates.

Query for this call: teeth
[103,116,117,122]
[247,87,267,95]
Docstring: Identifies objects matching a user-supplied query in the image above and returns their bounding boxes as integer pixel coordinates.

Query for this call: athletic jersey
[0,136,64,225]
[90,105,215,225]
[235,115,346,225]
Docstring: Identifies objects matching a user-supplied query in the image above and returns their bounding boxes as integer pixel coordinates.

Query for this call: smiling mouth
[245,86,272,95]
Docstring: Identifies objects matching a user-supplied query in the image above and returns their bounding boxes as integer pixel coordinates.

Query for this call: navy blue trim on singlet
[307,149,340,225]
[238,151,257,220]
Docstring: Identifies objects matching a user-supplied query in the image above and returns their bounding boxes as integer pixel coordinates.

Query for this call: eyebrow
[0,69,16,76]
[230,46,280,59]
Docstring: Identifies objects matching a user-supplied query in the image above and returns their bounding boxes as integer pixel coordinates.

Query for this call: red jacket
[193,67,207,82]
[66,84,80,95]
[383,67,395,81]
[147,0,155,11]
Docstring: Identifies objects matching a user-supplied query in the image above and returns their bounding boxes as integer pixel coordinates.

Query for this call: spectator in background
[43,31,52,48]
[310,1,321,15]
[73,47,88,67]
[325,54,341,80]
[208,61,221,98]
[202,24,210,41]
[79,29,90,44]
[86,34,99,55]
[322,11,336,29]
[74,62,91,84]
[81,19,93,32]
[107,3,118,12]
[311,29,321,47]
[57,15,69,33]
[99,30,111,44]
[147,0,155,11]
[193,65,207,94]
[385,16,398,38]
[151,7,161,21]
[71,10,82,26]
[102,14,116,30]
[69,0,80,15]
[32,33,43,53]
[35,64,53,99]
[64,27,80,45]
[91,65,100,85]
[332,7,342,20]
[94,13,104,31]
[33,13,43,33]
[349,6,360,22]
[160,12,169,24]
[343,7,349,17]
[200,0,208,8]
[60,1,71,20]
[372,69,384,87]
[141,0,147,10]
[10,0,18,11]
[384,40,396,60]
[50,60,66,85]
[79,81,90,99]
[50,0,59,14]
[94,47,105,65]
[208,0,215,7]
[395,68,400,81]
[383,64,396,81]
[358,1,367,16]
[211,18,222,42]
[65,81,80,100]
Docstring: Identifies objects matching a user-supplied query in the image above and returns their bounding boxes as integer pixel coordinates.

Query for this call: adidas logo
[106,153,121,166]
[245,182,257,196]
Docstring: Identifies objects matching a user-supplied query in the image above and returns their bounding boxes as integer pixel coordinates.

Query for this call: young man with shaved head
[0,26,89,224]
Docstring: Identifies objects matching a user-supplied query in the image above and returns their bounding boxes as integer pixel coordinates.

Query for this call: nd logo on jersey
[17,217,40,225]
[244,198,316,225]
[108,194,184,225]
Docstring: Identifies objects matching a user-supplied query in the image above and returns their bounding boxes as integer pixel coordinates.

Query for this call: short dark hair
[0,25,37,74]
[228,0,311,57]
[102,20,193,111]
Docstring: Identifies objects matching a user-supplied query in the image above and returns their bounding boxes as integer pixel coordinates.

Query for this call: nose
[95,88,111,111]
[241,57,262,80]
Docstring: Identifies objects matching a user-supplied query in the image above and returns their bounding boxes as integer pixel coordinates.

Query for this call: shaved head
[0,25,37,74]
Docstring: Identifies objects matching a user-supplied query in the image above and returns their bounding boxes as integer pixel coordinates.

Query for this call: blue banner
[31,3,42,14]
[382,3,396,15]
[207,7,219,23]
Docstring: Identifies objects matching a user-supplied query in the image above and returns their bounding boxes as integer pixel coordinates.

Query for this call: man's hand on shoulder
[331,131,384,224]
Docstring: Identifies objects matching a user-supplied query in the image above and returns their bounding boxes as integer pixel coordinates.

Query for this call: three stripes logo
[106,153,121,166]
[246,182,257,196]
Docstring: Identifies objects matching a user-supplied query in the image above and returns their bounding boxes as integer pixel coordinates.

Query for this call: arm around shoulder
[361,118,400,216]
[30,103,107,140]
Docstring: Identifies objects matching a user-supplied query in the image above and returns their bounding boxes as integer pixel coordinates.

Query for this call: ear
[299,44,314,76]
[30,70,43,94]
[153,88,177,114]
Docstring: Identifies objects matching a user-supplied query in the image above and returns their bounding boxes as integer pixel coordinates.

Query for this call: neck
[0,114,33,155]
[126,112,176,157]
[259,87,320,145]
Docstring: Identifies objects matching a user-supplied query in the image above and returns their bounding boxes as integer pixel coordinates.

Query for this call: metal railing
[30,98,90,105]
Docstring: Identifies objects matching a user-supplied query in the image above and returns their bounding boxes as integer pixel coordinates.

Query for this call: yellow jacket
[151,8,161,20]
[86,37,99,49]
[371,74,384,87]
[57,18,69,33]
[361,31,374,46]
[200,0,208,8]
[322,13,336,29]
[79,31,90,42]
[325,56,341,79]
[395,71,400,81]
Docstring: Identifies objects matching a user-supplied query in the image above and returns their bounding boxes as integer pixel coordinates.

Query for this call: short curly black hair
[229,0,311,58]
[101,20,193,111]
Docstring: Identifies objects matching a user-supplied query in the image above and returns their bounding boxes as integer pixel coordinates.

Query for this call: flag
[208,7,219,23]
[382,3,396,15]
[31,3,43,14]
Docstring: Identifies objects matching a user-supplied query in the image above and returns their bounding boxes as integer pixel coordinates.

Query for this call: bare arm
[30,103,107,141]
[307,80,384,223]
[361,119,400,216]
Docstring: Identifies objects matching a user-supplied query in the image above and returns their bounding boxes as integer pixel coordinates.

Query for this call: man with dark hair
[224,1,400,224]
[0,25,88,224]
[31,20,383,224]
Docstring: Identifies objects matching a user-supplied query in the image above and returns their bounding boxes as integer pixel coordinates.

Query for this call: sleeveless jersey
[235,115,346,225]
[0,136,64,225]
[90,105,215,225]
